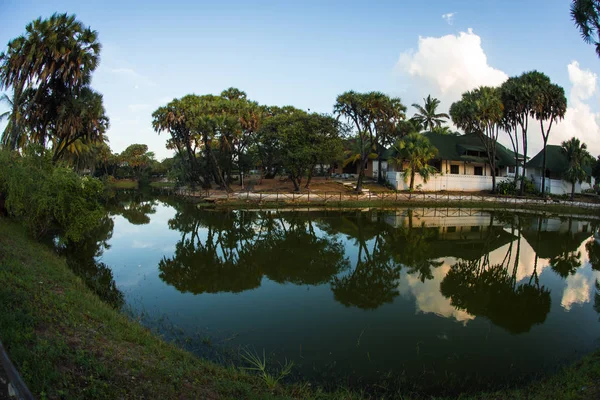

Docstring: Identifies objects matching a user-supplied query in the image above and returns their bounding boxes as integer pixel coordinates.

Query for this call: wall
[386,171,507,192]
[529,168,595,195]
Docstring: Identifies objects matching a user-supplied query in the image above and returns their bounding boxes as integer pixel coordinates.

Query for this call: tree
[450,86,504,193]
[334,91,405,191]
[410,95,450,131]
[120,144,156,181]
[571,0,600,57]
[561,137,591,200]
[0,92,25,150]
[392,133,438,191]
[0,14,106,163]
[274,112,343,191]
[500,72,539,194]
[530,75,567,195]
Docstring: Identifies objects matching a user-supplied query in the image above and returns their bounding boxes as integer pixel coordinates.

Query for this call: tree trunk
[291,174,301,192]
[541,144,548,196]
[304,168,314,189]
[571,182,576,201]
[520,131,528,196]
[410,170,415,191]
[356,157,368,193]
[377,157,383,183]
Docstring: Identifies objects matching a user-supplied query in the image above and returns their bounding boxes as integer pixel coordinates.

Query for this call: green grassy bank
[1,219,600,399]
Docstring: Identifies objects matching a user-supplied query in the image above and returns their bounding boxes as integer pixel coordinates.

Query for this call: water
[64,190,600,394]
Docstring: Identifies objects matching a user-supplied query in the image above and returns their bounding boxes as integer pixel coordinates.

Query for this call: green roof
[422,132,517,167]
[526,145,592,175]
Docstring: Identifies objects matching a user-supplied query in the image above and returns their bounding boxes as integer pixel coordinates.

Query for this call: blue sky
[1,0,599,158]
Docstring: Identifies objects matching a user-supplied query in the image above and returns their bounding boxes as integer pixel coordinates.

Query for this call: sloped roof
[422,132,517,166]
[526,145,592,175]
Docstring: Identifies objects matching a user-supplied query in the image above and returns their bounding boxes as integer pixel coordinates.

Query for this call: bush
[0,149,105,242]
[496,177,538,196]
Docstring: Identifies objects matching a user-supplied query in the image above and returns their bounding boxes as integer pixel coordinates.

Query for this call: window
[474,166,483,176]
[471,226,480,232]
[450,165,460,174]
[447,226,456,233]
[508,166,516,174]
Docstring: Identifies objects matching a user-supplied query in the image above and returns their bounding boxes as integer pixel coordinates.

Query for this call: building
[386,132,520,191]
[332,148,394,180]
[526,145,595,195]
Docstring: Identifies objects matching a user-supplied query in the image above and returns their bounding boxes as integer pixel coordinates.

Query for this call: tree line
[0,13,598,198]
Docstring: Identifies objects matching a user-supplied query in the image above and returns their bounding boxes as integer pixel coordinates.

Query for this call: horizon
[1,0,599,160]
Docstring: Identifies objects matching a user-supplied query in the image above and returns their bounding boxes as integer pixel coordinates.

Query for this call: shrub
[496,177,539,196]
[0,149,105,242]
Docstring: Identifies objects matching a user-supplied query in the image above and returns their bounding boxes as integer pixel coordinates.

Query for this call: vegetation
[571,0,600,57]
[334,91,406,189]
[393,133,438,191]
[562,137,593,200]
[0,149,104,241]
[450,86,504,192]
[0,13,108,163]
[410,94,450,131]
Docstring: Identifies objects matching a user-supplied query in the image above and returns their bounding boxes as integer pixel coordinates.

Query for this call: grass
[1,218,600,399]
[106,179,138,189]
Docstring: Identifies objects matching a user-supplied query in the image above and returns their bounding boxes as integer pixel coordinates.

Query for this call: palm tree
[561,137,591,200]
[393,133,438,191]
[410,95,450,131]
[0,92,25,150]
[0,14,102,158]
[571,0,600,57]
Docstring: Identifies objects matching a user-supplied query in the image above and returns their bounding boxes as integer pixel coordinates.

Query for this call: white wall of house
[386,171,509,191]
[529,168,595,195]
[372,160,388,179]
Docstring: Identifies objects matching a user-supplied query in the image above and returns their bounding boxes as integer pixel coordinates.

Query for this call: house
[332,148,395,180]
[386,132,518,191]
[526,145,595,195]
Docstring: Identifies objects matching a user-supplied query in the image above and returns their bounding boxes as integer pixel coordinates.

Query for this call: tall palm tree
[561,137,591,200]
[0,92,25,150]
[571,0,600,57]
[410,95,450,131]
[393,133,438,191]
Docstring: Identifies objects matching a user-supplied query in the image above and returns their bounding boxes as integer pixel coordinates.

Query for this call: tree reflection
[58,214,124,309]
[441,226,551,334]
[158,209,350,295]
[106,189,158,225]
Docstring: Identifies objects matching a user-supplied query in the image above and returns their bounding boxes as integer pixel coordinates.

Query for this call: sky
[0,0,599,160]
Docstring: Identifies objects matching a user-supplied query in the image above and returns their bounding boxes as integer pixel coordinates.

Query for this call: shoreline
[2,218,600,399]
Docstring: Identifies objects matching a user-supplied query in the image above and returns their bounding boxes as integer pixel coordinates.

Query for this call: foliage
[0,13,108,164]
[240,349,294,390]
[561,137,592,200]
[450,86,504,193]
[571,0,600,57]
[393,133,438,191]
[0,149,104,241]
[334,91,406,189]
[410,94,450,131]
[496,177,538,196]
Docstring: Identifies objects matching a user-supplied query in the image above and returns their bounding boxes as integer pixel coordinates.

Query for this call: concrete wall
[387,171,506,192]
[529,168,595,195]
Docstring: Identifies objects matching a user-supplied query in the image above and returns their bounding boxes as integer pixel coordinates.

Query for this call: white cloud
[397,29,508,106]
[399,261,475,324]
[561,269,594,310]
[396,31,600,156]
[442,12,456,25]
[551,62,600,155]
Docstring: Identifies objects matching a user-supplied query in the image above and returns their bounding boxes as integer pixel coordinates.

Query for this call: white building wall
[386,171,508,192]
[529,168,595,195]
[372,160,388,179]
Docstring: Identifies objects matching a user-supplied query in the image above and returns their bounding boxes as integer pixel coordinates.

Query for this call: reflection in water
[63,191,600,393]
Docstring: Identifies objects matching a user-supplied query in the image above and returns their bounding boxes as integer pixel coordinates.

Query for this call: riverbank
[1,218,600,399]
